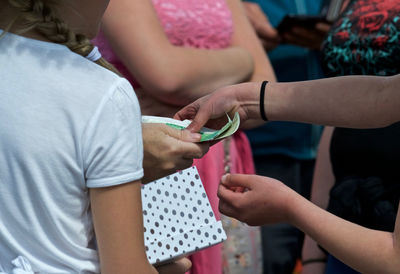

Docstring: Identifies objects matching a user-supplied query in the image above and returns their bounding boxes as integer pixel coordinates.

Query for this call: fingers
[174,102,210,134]
[282,32,322,50]
[185,110,210,133]
[315,22,332,33]
[171,126,202,142]
[156,258,192,274]
[174,104,198,121]
[220,173,253,190]
[217,180,243,204]
[218,198,238,218]
[181,142,210,159]
[261,39,280,51]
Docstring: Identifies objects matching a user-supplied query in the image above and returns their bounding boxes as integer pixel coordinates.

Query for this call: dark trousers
[253,155,315,274]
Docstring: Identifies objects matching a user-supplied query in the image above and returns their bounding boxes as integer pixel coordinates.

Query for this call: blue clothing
[325,255,360,274]
[244,0,325,160]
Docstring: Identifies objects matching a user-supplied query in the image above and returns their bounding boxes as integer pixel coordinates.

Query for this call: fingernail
[221,174,229,183]
[189,132,201,141]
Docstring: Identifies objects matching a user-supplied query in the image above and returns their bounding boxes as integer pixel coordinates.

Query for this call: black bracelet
[302,258,327,266]
[259,80,269,121]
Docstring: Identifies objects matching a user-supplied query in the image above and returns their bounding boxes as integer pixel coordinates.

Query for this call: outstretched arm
[175,75,400,132]
[301,127,334,274]
[217,174,400,274]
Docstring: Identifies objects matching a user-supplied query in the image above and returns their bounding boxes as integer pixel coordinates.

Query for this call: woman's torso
[322,0,400,231]
[94,0,234,117]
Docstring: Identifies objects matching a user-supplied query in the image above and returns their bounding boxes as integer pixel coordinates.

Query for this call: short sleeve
[82,78,143,188]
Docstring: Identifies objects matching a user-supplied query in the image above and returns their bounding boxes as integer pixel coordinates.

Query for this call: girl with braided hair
[0,0,200,273]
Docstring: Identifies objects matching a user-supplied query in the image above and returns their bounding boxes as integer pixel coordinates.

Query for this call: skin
[242,2,280,51]
[217,174,400,274]
[0,1,192,273]
[141,123,209,184]
[175,76,400,131]
[301,127,334,274]
[281,22,331,50]
[243,1,331,51]
[100,0,275,117]
[173,76,400,273]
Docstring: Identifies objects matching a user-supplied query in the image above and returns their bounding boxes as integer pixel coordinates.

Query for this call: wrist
[285,188,308,226]
[235,82,264,120]
[259,81,269,121]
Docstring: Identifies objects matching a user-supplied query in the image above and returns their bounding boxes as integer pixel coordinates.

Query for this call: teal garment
[244,0,325,160]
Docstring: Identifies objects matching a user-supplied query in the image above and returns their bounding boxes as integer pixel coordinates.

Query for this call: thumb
[157,258,192,274]
[162,124,202,142]
[221,173,254,190]
[259,23,279,39]
[179,129,202,142]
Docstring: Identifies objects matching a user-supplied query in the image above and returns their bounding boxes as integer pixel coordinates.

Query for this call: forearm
[102,0,253,106]
[267,75,400,128]
[290,195,400,274]
[90,182,156,274]
[301,127,334,269]
[135,46,254,106]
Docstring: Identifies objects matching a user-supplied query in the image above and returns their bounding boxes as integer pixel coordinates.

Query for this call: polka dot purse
[141,166,227,265]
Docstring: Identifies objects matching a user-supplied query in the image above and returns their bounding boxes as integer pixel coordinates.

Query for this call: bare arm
[90,181,156,274]
[267,75,400,128]
[101,0,254,106]
[291,194,400,274]
[227,0,276,82]
[217,174,400,274]
[175,75,400,132]
[301,127,335,274]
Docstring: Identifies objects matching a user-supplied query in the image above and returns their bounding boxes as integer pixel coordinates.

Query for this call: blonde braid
[7,0,121,76]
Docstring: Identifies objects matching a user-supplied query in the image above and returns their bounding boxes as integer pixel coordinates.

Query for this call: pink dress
[94,1,256,273]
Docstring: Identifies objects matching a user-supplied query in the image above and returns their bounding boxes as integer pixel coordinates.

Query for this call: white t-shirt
[0,31,143,273]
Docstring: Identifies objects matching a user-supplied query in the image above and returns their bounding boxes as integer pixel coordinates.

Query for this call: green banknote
[141,112,240,142]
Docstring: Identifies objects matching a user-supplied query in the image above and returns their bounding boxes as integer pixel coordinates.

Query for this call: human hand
[243,2,280,51]
[142,123,210,183]
[280,22,331,50]
[217,173,298,226]
[156,258,192,274]
[174,82,265,133]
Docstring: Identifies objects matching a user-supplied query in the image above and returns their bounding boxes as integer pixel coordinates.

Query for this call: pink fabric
[94,1,255,273]
[152,0,233,49]
[191,132,255,274]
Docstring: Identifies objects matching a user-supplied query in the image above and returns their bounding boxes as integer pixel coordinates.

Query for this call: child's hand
[156,258,192,274]
[217,174,296,226]
[142,123,209,183]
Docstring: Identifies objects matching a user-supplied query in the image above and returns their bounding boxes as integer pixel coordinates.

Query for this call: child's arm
[90,181,156,274]
[217,174,400,274]
[301,127,334,274]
